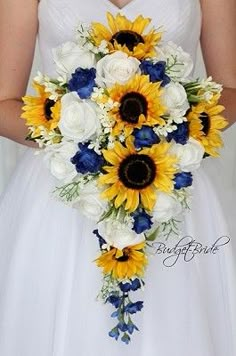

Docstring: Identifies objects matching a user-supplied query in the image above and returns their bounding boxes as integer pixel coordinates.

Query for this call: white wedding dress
[0,0,235,355]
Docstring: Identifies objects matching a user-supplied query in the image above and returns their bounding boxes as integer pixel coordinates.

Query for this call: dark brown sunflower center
[119,92,148,124]
[116,249,130,262]
[118,154,156,189]
[110,30,144,51]
[200,112,210,135]
[44,98,55,121]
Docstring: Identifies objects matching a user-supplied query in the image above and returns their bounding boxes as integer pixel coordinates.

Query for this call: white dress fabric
[0,1,235,355]
[0,139,24,195]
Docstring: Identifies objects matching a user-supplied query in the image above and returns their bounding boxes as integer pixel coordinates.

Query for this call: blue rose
[140,60,170,86]
[68,67,96,99]
[133,126,160,149]
[71,143,103,174]
[131,209,153,234]
[174,172,193,190]
[167,122,189,145]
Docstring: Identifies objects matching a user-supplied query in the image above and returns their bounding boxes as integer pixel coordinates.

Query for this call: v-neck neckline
[104,0,138,11]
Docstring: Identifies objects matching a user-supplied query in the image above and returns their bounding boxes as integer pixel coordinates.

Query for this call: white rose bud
[169,138,204,172]
[98,220,145,250]
[45,140,78,182]
[74,181,107,221]
[96,51,140,88]
[52,41,96,78]
[153,192,182,223]
[162,82,189,116]
[59,92,101,142]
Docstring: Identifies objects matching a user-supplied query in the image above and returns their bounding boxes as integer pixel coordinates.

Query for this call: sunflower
[91,12,162,59]
[187,94,228,157]
[21,82,61,133]
[99,136,178,212]
[108,74,166,137]
[96,242,147,279]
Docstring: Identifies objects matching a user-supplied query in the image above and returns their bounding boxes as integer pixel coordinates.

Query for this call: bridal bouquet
[21,13,228,344]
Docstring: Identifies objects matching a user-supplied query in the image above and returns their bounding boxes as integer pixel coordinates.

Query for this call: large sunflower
[99,136,178,212]
[96,242,147,279]
[187,94,228,156]
[21,82,61,133]
[91,12,162,59]
[108,74,166,137]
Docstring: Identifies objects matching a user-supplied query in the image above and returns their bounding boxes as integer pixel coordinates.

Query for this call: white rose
[59,92,100,142]
[162,82,189,116]
[74,181,107,221]
[169,138,204,172]
[98,220,145,250]
[52,41,96,78]
[96,51,140,88]
[157,41,193,80]
[45,140,78,182]
[153,192,182,223]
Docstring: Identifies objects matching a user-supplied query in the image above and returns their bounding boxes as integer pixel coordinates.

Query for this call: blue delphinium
[174,172,193,189]
[133,126,160,149]
[107,281,143,344]
[124,301,144,314]
[109,327,120,341]
[140,60,171,86]
[68,67,96,99]
[106,295,122,309]
[167,121,189,145]
[131,210,153,234]
[71,143,103,174]
[121,333,131,345]
[119,278,142,293]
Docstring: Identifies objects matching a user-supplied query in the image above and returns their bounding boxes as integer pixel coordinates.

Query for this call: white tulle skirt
[0,149,235,356]
[0,138,25,195]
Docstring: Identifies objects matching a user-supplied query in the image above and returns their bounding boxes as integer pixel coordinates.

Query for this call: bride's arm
[0,0,38,146]
[200,0,236,127]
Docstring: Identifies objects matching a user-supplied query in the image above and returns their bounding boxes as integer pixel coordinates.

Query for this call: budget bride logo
[152,235,231,267]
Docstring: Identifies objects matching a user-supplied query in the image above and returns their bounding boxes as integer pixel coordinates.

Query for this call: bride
[0,0,235,355]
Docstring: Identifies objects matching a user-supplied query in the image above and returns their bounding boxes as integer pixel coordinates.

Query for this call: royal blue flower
[109,327,120,341]
[174,172,193,190]
[68,67,96,99]
[106,295,122,308]
[119,278,142,293]
[127,320,139,335]
[71,143,103,174]
[124,301,144,314]
[130,278,142,291]
[117,322,128,332]
[132,210,153,234]
[133,126,160,149]
[111,310,119,318]
[93,229,106,250]
[167,122,189,145]
[140,60,170,86]
[121,333,131,345]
